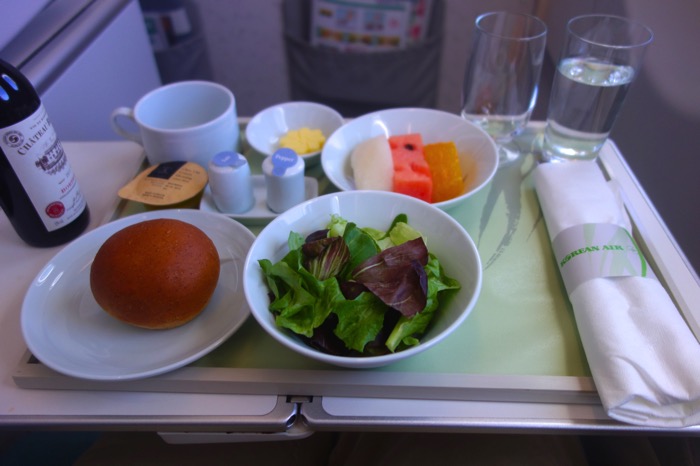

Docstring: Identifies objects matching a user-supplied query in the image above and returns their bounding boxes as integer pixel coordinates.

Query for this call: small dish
[21,210,254,381]
[246,101,344,166]
[200,175,319,226]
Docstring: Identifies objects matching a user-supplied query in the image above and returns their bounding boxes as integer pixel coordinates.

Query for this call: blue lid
[271,148,299,176]
[211,151,247,168]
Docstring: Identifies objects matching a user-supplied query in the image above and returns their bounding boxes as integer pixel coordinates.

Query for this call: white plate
[21,209,254,381]
[199,175,319,226]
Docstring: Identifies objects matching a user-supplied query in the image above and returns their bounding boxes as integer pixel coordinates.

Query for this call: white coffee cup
[111,81,239,168]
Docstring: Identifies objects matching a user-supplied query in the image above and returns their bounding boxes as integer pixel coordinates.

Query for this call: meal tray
[14,125,699,407]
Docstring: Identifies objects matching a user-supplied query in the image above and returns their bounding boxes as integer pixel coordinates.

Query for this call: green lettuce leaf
[341,222,380,278]
[385,253,461,352]
[259,232,347,338]
[388,221,424,247]
[332,292,387,353]
[326,214,347,238]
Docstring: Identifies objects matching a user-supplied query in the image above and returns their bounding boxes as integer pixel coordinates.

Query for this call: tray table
[11,123,700,434]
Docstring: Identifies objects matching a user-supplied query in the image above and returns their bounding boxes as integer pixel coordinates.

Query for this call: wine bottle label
[0,104,87,232]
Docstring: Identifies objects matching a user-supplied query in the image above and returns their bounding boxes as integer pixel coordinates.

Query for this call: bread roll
[90,218,220,329]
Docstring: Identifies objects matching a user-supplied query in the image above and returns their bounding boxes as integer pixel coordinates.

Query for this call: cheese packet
[118,161,208,208]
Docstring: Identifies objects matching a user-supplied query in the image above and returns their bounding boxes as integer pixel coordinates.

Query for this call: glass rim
[567,14,653,49]
[475,11,547,41]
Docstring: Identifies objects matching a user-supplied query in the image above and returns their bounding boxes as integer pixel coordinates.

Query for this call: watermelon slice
[389,134,433,203]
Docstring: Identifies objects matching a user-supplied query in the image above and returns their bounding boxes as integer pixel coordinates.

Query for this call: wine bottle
[0,58,90,247]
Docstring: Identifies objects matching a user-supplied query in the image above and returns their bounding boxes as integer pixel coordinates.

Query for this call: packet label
[552,223,655,294]
[118,161,207,206]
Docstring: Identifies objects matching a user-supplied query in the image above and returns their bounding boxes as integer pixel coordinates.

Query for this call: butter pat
[279,127,326,154]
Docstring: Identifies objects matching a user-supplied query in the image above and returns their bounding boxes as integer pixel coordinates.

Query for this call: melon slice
[424,141,464,202]
[350,135,394,191]
[389,134,432,203]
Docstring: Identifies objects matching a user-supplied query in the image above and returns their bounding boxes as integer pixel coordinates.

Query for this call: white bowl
[246,101,344,166]
[321,108,498,210]
[243,191,482,369]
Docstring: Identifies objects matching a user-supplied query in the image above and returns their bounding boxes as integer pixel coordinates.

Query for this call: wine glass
[461,11,547,166]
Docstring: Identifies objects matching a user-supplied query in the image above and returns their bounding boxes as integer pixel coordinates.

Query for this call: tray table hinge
[286,395,314,404]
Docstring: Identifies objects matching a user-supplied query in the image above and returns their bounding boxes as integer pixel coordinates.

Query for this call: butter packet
[118,161,208,208]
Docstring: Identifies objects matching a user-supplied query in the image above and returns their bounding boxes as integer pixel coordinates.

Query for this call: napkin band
[552,223,656,295]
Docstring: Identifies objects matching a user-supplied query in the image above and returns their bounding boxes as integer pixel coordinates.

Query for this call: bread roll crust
[90,218,220,329]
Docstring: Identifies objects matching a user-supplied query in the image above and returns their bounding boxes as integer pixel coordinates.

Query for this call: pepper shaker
[262,148,305,213]
[208,151,255,213]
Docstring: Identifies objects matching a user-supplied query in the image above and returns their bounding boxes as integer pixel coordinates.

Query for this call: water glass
[461,11,547,166]
[542,15,653,162]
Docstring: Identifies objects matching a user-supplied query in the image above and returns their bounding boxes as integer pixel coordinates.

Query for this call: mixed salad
[258,214,461,357]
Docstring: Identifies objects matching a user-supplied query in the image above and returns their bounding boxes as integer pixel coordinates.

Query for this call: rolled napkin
[534,161,700,427]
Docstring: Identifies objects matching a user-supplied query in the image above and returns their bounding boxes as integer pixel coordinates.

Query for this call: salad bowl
[320,107,499,211]
[243,190,482,368]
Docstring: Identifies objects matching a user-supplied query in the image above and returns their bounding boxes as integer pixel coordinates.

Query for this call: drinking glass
[542,15,653,162]
[461,11,547,166]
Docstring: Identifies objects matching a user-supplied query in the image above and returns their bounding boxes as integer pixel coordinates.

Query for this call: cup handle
[110,107,142,144]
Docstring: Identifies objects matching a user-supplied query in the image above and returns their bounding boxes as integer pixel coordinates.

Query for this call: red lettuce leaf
[302,235,350,281]
[351,237,428,316]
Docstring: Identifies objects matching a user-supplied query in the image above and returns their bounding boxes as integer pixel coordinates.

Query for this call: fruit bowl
[246,101,344,166]
[320,108,498,210]
[243,190,483,369]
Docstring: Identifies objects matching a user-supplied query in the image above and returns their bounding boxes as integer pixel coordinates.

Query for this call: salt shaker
[262,148,305,213]
[207,151,255,213]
